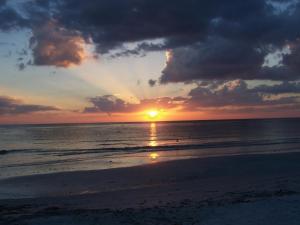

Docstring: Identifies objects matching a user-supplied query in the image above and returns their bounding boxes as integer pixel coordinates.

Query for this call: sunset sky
[0,0,300,124]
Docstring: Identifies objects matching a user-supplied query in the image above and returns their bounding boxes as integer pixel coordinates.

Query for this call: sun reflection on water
[149,152,159,160]
[148,123,159,161]
[149,122,157,147]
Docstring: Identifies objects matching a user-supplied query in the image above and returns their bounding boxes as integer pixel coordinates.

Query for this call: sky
[0,0,300,124]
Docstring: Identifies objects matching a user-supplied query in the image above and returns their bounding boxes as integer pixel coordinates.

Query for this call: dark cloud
[48,0,282,57]
[36,0,300,83]
[282,40,300,71]
[48,1,296,47]
[84,95,130,114]
[187,80,264,108]
[53,0,213,53]
[84,95,182,114]
[0,1,26,30]
[202,103,300,118]
[253,81,300,94]
[186,80,300,109]
[84,80,300,114]
[158,1,300,83]
[160,38,267,83]
[148,79,157,87]
[1,0,300,84]
[0,0,6,7]
[0,96,59,115]
[17,62,25,71]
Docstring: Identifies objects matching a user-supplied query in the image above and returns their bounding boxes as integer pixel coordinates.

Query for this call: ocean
[0,118,300,179]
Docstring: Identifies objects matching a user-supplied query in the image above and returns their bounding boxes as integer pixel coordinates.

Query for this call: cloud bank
[84,95,183,114]
[0,0,299,75]
[85,80,300,115]
[0,96,59,115]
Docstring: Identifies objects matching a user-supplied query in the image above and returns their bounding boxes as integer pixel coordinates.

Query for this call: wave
[2,137,300,157]
[0,150,8,155]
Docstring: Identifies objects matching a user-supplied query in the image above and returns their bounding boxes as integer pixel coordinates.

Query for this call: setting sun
[147,110,159,119]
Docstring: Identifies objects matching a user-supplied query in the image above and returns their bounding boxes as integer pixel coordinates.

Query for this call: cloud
[253,81,300,94]
[0,96,59,115]
[84,95,130,114]
[2,0,300,84]
[158,0,300,83]
[148,79,157,87]
[29,21,87,67]
[187,80,262,108]
[84,80,300,115]
[84,95,182,114]
[160,38,267,83]
[48,1,299,49]
[186,80,300,109]
[160,36,300,83]
[34,0,300,83]
[0,0,6,7]
[0,0,26,30]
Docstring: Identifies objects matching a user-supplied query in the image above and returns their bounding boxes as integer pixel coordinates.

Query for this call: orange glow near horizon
[147,110,159,118]
[145,109,162,121]
[1,107,296,125]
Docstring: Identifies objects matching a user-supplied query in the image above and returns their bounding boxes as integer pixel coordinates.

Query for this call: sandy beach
[1,152,300,224]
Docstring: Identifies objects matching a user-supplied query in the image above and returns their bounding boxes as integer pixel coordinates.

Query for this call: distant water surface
[0,118,300,179]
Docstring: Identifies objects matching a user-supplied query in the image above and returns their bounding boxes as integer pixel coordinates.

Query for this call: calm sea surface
[0,118,300,179]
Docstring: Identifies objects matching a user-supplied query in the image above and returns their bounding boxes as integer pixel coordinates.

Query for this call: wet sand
[1,152,300,224]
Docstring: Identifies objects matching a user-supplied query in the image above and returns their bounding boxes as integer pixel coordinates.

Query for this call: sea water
[1,118,300,178]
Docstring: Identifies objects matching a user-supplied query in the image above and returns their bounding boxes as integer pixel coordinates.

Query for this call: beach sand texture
[1,152,300,224]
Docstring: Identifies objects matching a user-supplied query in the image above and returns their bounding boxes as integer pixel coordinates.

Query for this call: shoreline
[1,151,300,224]
[1,151,300,203]
[1,145,300,180]
[1,147,300,179]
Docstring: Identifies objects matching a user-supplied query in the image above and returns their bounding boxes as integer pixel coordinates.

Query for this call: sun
[147,110,159,119]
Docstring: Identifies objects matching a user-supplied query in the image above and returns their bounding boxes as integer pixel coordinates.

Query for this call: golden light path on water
[148,122,159,160]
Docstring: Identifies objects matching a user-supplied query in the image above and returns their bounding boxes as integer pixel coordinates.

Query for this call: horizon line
[0,116,299,126]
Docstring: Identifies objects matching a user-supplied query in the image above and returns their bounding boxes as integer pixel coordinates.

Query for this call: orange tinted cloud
[84,95,183,114]
[30,21,87,67]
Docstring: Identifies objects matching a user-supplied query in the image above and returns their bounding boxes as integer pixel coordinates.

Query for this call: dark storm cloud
[84,95,182,114]
[0,96,59,115]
